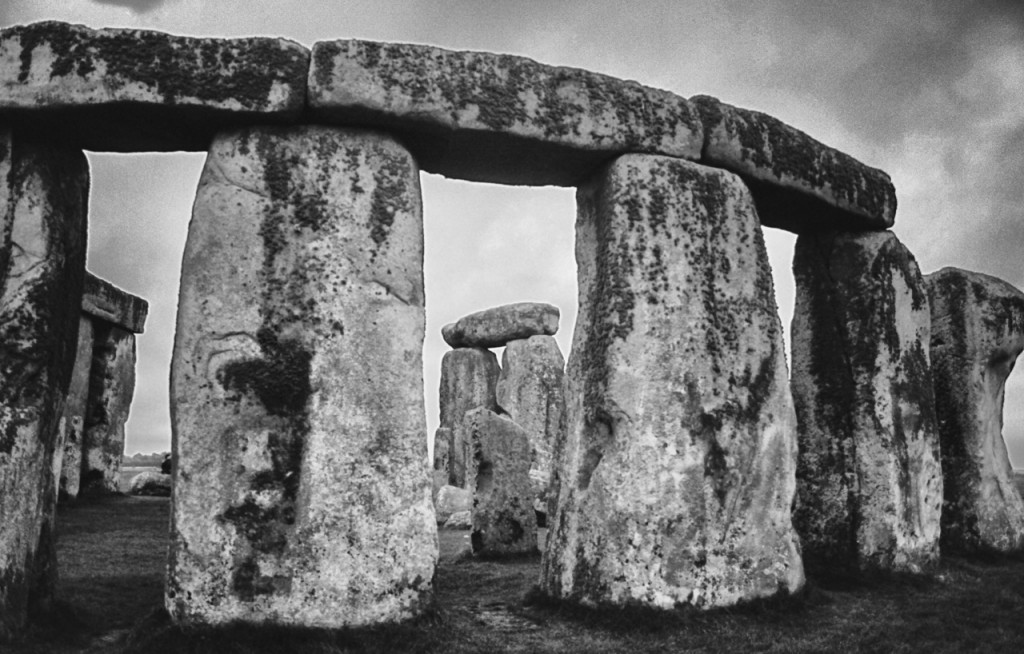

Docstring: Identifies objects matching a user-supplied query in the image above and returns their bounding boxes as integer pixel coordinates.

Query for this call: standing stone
[926,267,1024,553]
[442,303,559,348]
[80,324,136,494]
[437,347,499,487]
[0,132,88,639]
[56,317,94,500]
[463,408,537,556]
[169,126,435,627]
[495,335,565,504]
[543,155,803,610]
[791,231,943,573]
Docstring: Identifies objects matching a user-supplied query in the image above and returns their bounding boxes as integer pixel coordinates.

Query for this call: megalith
[542,155,804,610]
[463,408,538,556]
[495,335,566,506]
[442,302,559,349]
[56,317,94,500]
[791,231,943,573]
[0,131,89,639]
[926,267,1024,553]
[436,347,499,487]
[169,125,436,627]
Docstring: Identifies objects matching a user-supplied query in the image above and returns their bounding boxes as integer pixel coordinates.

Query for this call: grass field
[7,475,1024,652]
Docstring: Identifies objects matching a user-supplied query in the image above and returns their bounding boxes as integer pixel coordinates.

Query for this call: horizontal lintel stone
[308,39,703,186]
[81,272,148,333]
[0,21,309,152]
[691,95,896,233]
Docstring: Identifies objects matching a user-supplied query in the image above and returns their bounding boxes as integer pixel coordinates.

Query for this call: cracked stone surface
[0,132,88,639]
[169,125,436,627]
[442,303,559,349]
[691,95,896,234]
[309,39,702,186]
[437,347,499,487]
[80,324,136,495]
[926,267,1024,553]
[542,155,803,610]
[56,317,94,500]
[791,231,942,573]
[0,21,309,152]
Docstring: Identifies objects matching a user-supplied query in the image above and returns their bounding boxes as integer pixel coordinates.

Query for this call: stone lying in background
[443,510,472,530]
[926,267,1024,553]
[442,302,559,349]
[791,231,942,573]
[690,95,896,234]
[437,347,500,486]
[309,39,703,186]
[463,408,537,556]
[0,21,308,152]
[434,484,472,525]
[129,471,171,497]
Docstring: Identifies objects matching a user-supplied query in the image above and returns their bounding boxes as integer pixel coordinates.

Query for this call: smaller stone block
[82,273,148,334]
[926,267,1024,553]
[443,510,472,530]
[434,484,473,524]
[690,95,896,233]
[57,316,93,500]
[442,302,559,348]
[80,325,136,494]
[0,21,309,152]
[129,470,171,497]
[309,39,703,186]
[463,408,537,557]
[438,347,500,486]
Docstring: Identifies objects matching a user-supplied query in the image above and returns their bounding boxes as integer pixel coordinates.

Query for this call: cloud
[90,0,170,14]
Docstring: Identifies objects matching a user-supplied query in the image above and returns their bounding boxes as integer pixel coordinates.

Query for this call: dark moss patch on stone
[218,328,312,418]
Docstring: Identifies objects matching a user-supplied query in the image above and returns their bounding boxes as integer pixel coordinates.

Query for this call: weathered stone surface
[80,324,136,494]
[495,335,565,503]
[442,303,559,349]
[438,347,499,486]
[791,231,942,573]
[463,408,537,556]
[82,273,148,334]
[443,510,472,530]
[926,267,1024,553]
[169,126,435,627]
[0,21,309,152]
[56,316,93,500]
[542,155,803,609]
[309,39,703,186]
[690,95,896,234]
[129,470,171,497]
[434,484,473,524]
[0,133,88,639]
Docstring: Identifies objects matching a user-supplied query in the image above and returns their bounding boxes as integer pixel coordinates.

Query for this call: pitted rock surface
[80,325,136,494]
[81,273,148,334]
[495,335,565,503]
[57,317,94,500]
[463,408,538,556]
[169,126,436,627]
[542,155,803,610]
[0,21,309,151]
[442,302,559,349]
[0,134,88,639]
[691,95,896,233]
[437,347,500,486]
[309,39,703,186]
[926,267,1024,553]
[791,231,942,572]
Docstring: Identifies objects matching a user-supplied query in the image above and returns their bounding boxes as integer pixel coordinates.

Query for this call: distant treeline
[124,452,170,467]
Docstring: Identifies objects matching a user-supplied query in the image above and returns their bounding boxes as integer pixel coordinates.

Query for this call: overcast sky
[2,1,1022,465]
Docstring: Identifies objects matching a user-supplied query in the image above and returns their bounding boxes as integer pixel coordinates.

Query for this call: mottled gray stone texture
[0,132,88,640]
[308,39,703,186]
[690,95,896,234]
[543,155,803,610]
[0,21,309,151]
[437,347,499,487]
[81,273,148,334]
[463,408,538,556]
[442,302,559,348]
[169,126,436,627]
[926,267,1024,553]
[56,316,93,500]
[791,231,942,573]
[80,324,136,494]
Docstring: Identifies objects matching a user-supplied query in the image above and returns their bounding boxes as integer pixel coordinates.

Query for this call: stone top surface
[81,272,148,333]
[443,302,558,348]
[0,21,309,151]
[926,266,1024,352]
[691,95,896,233]
[308,39,703,186]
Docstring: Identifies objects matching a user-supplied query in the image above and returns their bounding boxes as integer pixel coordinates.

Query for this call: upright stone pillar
[169,126,435,627]
[926,267,1024,553]
[436,347,499,487]
[543,155,803,610]
[57,317,94,500]
[495,335,565,504]
[0,132,89,639]
[791,231,943,572]
[80,323,136,493]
